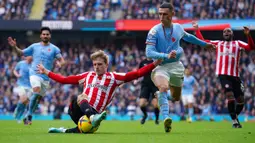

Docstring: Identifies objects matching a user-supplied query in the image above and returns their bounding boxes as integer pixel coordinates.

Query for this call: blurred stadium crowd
[0,39,255,118]
[1,0,255,20]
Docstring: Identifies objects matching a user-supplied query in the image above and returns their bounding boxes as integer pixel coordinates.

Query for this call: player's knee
[33,87,41,93]
[20,95,28,103]
[173,96,181,101]
[236,96,244,104]
[139,99,147,107]
[226,91,235,101]
[157,84,168,93]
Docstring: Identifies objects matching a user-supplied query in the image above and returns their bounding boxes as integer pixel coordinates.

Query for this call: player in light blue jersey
[145,2,215,133]
[182,68,198,123]
[13,56,32,123]
[8,27,65,125]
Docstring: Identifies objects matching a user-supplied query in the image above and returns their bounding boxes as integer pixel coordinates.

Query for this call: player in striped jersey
[192,21,255,128]
[37,50,162,133]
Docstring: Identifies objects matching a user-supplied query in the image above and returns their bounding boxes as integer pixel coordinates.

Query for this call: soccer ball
[78,115,99,133]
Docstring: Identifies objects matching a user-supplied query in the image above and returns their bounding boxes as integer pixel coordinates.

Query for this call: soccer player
[192,21,255,128]
[36,50,162,133]
[145,2,215,133]
[135,57,159,125]
[13,56,33,123]
[182,68,198,123]
[8,27,65,125]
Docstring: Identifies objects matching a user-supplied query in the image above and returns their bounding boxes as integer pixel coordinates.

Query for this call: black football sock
[65,126,80,133]
[140,106,147,117]
[228,100,237,121]
[154,107,160,121]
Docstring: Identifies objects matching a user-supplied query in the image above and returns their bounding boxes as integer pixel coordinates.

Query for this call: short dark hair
[159,2,174,11]
[40,27,51,34]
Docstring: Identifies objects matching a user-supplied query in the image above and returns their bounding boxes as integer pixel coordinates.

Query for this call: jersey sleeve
[238,36,255,51]
[48,72,88,84]
[22,44,34,56]
[55,47,62,59]
[14,62,21,71]
[145,27,158,46]
[178,24,207,47]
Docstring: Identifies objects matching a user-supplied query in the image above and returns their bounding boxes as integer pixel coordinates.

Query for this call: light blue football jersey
[22,42,62,81]
[14,60,31,88]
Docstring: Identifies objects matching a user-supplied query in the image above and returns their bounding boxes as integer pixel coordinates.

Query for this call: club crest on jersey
[107,76,111,79]
[48,48,51,52]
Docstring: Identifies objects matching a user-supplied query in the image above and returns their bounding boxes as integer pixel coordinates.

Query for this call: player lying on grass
[192,21,255,128]
[36,50,162,133]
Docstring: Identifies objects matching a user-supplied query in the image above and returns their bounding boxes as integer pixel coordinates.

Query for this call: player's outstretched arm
[192,21,207,41]
[114,59,162,83]
[7,37,23,56]
[37,64,84,84]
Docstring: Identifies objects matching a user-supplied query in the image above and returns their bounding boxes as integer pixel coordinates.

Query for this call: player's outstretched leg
[48,127,68,133]
[90,111,107,127]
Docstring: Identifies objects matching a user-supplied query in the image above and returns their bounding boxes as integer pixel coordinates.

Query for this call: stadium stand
[0,0,33,20]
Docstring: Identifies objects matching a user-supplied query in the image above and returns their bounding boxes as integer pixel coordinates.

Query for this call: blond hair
[90,50,109,64]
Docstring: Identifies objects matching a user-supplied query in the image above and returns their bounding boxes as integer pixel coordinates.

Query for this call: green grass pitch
[0,120,255,143]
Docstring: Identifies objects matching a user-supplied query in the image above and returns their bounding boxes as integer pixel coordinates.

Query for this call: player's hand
[192,21,199,29]
[168,50,176,59]
[7,37,17,48]
[55,61,62,68]
[153,59,163,66]
[204,43,216,52]
[133,80,139,85]
[36,64,47,74]
[243,26,250,35]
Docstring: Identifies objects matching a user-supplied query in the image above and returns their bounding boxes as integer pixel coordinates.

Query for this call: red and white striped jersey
[210,40,249,77]
[48,62,156,113]
[77,71,127,113]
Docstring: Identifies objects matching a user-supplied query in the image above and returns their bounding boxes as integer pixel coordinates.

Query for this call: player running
[36,50,162,133]
[13,56,33,123]
[135,57,159,125]
[8,27,65,125]
[182,68,198,123]
[192,21,255,128]
[145,2,215,133]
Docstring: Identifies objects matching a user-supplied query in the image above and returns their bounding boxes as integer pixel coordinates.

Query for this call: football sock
[236,103,244,116]
[16,102,26,120]
[27,93,40,116]
[188,107,194,117]
[158,92,169,120]
[227,100,237,120]
[140,106,147,117]
[154,107,160,121]
[80,100,94,118]
[65,127,79,133]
